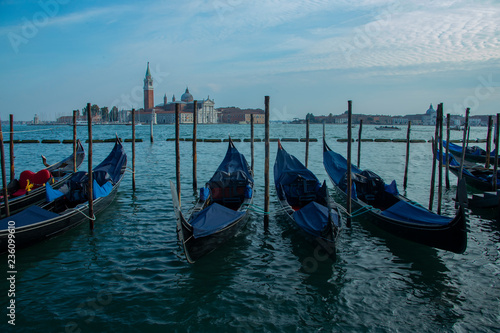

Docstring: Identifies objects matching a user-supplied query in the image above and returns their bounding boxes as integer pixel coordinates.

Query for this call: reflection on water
[0,124,499,332]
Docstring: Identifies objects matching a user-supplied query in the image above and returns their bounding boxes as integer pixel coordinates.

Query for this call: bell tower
[144,62,154,110]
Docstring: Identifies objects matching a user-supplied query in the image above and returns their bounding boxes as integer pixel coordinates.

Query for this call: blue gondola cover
[190,203,245,238]
[93,140,127,184]
[46,182,64,202]
[381,201,452,225]
[323,148,362,185]
[0,206,60,229]
[274,145,320,200]
[208,142,253,188]
[93,179,113,199]
[292,201,329,236]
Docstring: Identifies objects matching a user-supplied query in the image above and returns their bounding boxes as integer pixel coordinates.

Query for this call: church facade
[136,63,217,124]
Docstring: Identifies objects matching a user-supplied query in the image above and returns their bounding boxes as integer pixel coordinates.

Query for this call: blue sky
[0,0,499,121]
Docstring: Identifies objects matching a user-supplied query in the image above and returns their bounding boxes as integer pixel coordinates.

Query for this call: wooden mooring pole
[264,96,270,230]
[458,108,470,182]
[403,121,411,190]
[485,115,493,169]
[150,111,154,143]
[305,117,310,168]
[445,114,450,189]
[429,104,441,211]
[0,118,10,217]
[437,103,444,215]
[250,114,254,174]
[346,100,352,227]
[9,114,14,181]
[193,100,198,193]
[357,119,363,168]
[132,109,136,191]
[87,103,94,229]
[73,110,77,173]
[175,103,181,205]
[493,113,499,191]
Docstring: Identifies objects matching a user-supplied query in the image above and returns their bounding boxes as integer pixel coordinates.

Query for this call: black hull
[329,176,467,254]
[177,208,251,263]
[0,176,123,254]
[0,141,85,217]
[278,199,337,253]
[1,173,74,217]
[449,167,494,191]
[450,149,487,164]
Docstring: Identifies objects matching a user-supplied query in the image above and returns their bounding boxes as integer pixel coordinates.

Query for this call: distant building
[155,89,216,124]
[218,107,265,124]
[33,114,40,124]
[138,62,217,124]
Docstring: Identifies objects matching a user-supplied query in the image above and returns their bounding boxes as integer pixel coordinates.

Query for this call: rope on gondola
[336,204,377,218]
[242,203,287,216]
[125,167,135,174]
[69,208,96,221]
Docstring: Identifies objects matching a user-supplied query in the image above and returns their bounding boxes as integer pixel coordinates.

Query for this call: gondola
[436,149,500,208]
[323,138,467,254]
[0,138,126,254]
[172,138,254,263]
[274,140,341,250]
[1,140,85,217]
[441,152,499,191]
[444,140,494,164]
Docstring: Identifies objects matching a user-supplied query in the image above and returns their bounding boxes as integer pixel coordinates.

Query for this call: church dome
[181,87,194,102]
[426,104,436,115]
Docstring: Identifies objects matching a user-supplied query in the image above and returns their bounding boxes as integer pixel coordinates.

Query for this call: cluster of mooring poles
[0,103,140,230]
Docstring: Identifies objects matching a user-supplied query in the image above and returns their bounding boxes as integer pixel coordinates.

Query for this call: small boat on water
[0,137,127,254]
[444,140,495,164]
[375,126,400,131]
[172,138,254,263]
[1,140,85,217]
[274,141,341,252]
[323,138,467,253]
[435,147,500,208]
[444,153,500,191]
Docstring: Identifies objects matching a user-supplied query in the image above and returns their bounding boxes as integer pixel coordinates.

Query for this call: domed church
[138,62,217,124]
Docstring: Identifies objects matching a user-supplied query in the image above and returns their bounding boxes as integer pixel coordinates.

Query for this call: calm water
[1,123,499,333]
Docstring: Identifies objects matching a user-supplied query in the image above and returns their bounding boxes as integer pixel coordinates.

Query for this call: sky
[0,0,499,121]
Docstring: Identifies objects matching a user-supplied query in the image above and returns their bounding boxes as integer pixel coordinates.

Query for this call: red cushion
[18,169,52,190]
[12,189,27,197]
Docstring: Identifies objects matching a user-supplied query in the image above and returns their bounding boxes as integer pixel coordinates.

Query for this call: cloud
[0,4,132,36]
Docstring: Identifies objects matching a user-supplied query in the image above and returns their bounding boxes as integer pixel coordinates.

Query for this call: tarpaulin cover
[380,201,452,225]
[93,140,127,184]
[45,182,64,202]
[292,201,329,236]
[0,205,60,230]
[323,147,362,186]
[55,140,126,203]
[208,141,253,188]
[274,145,319,200]
[191,203,245,238]
[437,149,500,181]
[444,140,496,157]
[92,179,113,199]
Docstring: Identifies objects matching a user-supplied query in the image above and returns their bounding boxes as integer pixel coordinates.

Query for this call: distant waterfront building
[422,104,437,125]
[392,117,409,125]
[33,114,40,124]
[137,62,217,124]
[155,88,216,124]
[218,107,265,124]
